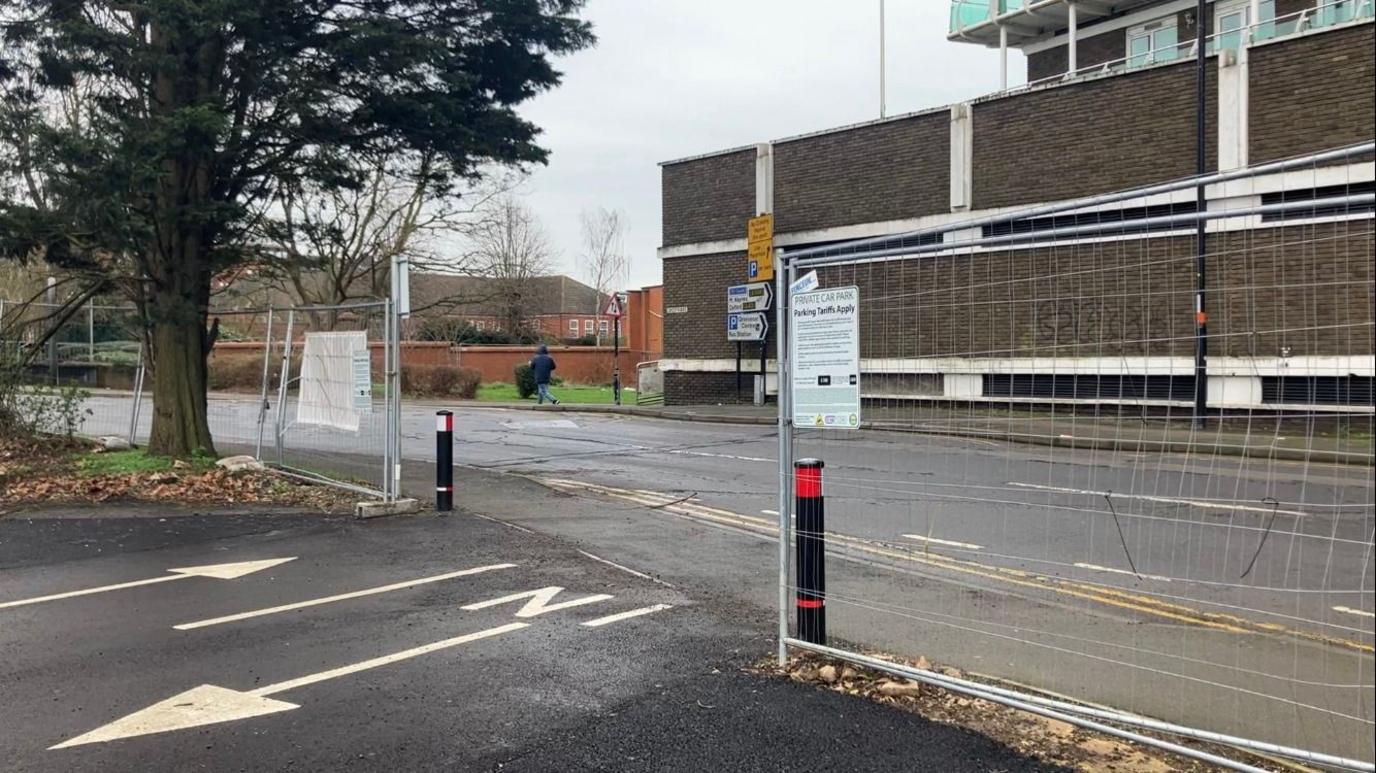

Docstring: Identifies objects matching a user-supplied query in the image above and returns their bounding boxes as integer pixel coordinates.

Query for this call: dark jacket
[530,351,556,384]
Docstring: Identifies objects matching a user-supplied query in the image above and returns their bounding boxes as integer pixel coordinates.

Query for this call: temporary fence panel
[776,143,1375,769]
[262,302,394,499]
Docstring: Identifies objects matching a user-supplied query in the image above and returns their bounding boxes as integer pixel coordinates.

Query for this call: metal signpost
[604,294,624,406]
[727,282,774,400]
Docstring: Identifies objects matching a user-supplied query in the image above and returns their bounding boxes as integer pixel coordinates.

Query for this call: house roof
[408,274,608,317]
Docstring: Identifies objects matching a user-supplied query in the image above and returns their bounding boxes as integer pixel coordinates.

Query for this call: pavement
[0,503,1066,772]
[76,390,1376,763]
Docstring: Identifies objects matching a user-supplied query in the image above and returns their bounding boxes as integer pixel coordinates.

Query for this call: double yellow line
[539,477,1374,655]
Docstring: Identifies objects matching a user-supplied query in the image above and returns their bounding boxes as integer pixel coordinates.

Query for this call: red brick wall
[456,346,646,387]
[213,341,458,370]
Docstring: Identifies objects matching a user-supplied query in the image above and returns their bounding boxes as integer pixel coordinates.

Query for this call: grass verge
[476,382,631,405]
[77,449,217,477]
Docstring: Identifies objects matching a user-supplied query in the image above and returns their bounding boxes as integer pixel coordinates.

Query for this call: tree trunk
[146,285,216,458]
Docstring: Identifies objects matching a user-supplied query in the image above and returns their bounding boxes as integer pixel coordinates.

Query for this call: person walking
[530,344,559,405]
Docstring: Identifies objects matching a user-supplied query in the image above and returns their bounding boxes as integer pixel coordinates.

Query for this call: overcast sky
[513,1,1025,289]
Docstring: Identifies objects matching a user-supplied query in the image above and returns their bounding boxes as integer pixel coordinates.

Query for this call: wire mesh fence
[776,143,1375,768]
[65,300,398,500]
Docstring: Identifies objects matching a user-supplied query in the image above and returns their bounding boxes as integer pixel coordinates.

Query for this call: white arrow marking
[0,558,297,610]
[174,563,516,630]
[460,586,613,618]
[581,604,673,628]
[51,622,527,749]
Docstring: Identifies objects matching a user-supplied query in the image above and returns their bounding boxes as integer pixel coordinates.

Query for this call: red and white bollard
[436,410,453,512]
[794,458,826,644]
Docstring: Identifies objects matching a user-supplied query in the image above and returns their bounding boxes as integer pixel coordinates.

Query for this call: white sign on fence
[352,348,373,413]
[298,331,370,431]
[790,286,860,429]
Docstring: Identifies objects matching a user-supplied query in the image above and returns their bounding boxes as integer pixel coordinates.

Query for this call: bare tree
[253,154,516,330]
[578,208,628,340]
[471,197,555,334]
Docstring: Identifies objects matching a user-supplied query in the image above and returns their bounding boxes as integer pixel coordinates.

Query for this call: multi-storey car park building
[657,0,1373,411]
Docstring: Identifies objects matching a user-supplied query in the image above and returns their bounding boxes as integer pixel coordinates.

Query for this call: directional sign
[727,311,769,342]
[747,214,774,281]
[726,282,773,313]
[0,558,296,610]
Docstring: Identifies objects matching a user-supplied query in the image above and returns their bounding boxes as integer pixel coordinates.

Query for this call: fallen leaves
[756,653,1284,772]
[1,438,351,512]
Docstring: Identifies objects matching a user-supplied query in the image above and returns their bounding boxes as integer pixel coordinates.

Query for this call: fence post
[435,410,453,512]
[775,251,792,665]
[794,458,826,645]
[274,310,296,466]
[127,340,145,446]
[254,308,275,460]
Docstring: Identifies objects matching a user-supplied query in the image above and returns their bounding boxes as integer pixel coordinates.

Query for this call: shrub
[514,363,536,398]
[208,355,270,392]
[402,364,481,398]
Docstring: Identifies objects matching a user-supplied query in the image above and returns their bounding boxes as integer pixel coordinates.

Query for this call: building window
[475,320,484,331]
[599,320,609,337]
[1126,17,1179,69]
[569,319,579,335]
[1216,0,1275,50]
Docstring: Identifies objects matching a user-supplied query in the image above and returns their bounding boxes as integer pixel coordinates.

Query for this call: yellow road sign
[747,214,774,281]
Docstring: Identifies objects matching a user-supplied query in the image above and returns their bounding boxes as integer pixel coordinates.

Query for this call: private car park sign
[790,286,861,429]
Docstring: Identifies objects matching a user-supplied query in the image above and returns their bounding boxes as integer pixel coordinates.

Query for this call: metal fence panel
[776,146,1375,768]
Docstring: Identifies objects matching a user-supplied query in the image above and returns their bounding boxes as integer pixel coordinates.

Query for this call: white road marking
[50,623,527,749]
[668,450,772,463]
[1332,606,1375,619]
[471,512,535,534]
[461,586,613,618]
[581,604,673,628]
[577,550,675,588]
[1074,563,1173,583]
[173,563,515,630]
[900,534,984,550]
[0,558,296,611]
[1007,482,1310,517]
[761,509,779,516]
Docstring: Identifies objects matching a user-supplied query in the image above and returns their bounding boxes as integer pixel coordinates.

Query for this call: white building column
[754,142,774,217]
[1217,48,1250,171]
[1067,2,1079,75]
[999,25,1009,90]
[949,103,974,211]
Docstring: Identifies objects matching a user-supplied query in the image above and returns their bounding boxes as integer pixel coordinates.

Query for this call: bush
[513,363,562,399]
[208,355,270,392]
[401,365,481,399]
[514,363,536,398]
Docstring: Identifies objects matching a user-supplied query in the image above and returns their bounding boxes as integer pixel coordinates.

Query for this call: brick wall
[1028,30,1126,81]
[662,251,776,360]
[665,371,761,405]
[661,149,756,246]
[456,345,644,387]
[972,58,1218,210]
[1250,24,1376,164]
[773,112,949,232]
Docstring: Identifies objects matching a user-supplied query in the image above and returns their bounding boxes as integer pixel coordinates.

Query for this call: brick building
[406,273,622,343]
[659,0,1373,407]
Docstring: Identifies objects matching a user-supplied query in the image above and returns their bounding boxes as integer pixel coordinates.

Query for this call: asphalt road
[82,392,1376,762]
[0,504,1067,772]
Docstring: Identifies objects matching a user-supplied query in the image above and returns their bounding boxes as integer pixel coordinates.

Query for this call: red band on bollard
[796,598,824,609]
[795,466,822,499]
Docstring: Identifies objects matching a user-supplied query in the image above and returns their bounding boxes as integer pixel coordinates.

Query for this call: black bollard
[794,458,826,644]
[436,410,453,512]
